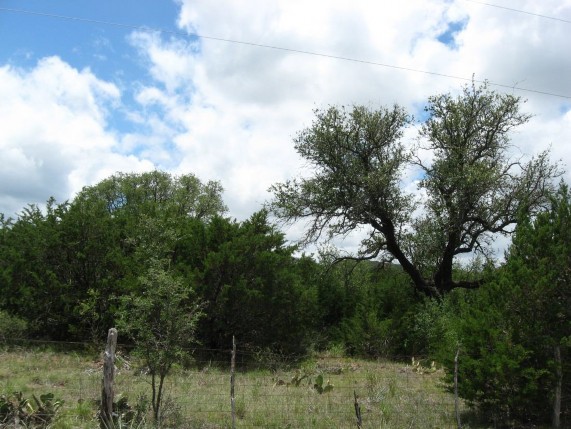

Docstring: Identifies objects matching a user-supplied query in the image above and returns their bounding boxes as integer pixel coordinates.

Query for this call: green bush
[0,310,28,341]
[451,276,566,426]
[435,185,571,426]
[339,305,394,357]
[329,262,421,358]
[411,290,470,361]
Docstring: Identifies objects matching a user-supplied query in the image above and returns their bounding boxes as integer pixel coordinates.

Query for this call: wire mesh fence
[0,338,468,428]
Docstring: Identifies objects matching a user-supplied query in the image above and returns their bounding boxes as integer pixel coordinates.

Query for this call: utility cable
[464,0,571,24]
[0,7,569,100]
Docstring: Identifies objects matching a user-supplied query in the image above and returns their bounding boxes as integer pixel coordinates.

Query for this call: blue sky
[0,0,185,134]
[0,1,180,65]
[437,19,468,48]
[1,0,570,256]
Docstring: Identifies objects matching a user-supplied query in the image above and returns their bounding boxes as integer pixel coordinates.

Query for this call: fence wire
[0,339,467,429]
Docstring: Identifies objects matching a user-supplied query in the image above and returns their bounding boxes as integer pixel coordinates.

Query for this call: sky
[1,0,570,254]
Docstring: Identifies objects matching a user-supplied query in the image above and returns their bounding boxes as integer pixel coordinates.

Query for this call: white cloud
[130,1,565,218]
[159,0,571,252]
[129,31,198,93]
[0,56,153,217]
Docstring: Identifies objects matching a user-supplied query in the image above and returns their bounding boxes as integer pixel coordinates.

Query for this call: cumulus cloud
[129,31,199,93]
[0,57,153,217]
[131,0,570,221]
[127,0,570,254]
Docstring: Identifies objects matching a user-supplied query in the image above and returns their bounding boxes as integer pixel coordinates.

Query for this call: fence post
[553,345,562,429]
[231,336,236,429]
[354,390,362,429]
[101,328,118,429]
[454,348,462,429]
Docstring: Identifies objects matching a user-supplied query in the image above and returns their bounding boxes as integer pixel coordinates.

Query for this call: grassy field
[0,346,478,428]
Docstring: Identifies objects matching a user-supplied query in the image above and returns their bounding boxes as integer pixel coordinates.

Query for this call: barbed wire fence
[1,334,468,429]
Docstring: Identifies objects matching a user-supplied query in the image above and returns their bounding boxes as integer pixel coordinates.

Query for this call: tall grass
[0,347,472,428]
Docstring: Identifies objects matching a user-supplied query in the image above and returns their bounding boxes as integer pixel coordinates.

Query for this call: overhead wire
[464,0,571,24]
[0,6,569,100]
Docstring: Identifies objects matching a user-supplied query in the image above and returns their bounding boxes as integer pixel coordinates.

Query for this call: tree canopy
[270,82,561,295]
[0,171,325,353]
[0,171,226,340]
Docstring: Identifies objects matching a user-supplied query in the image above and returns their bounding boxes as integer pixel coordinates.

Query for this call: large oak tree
[270,83,561,296]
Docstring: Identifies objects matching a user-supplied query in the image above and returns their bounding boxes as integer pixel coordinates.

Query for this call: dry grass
[0,347,478,428]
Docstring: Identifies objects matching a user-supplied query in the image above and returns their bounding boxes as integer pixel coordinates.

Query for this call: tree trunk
[231,336,236,429]
[454,348,462,429]
[377,218,435,296]
[101,328,117,429]
[553,345,562,429]
[151,372,158,422]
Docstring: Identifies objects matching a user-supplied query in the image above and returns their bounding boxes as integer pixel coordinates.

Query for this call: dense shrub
[0,310,28,341]
[330,263,421,358]
[435,185,571,426]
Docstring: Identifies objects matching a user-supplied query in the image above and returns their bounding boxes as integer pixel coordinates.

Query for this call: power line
[0,7,569,100]
[464,0,571,24]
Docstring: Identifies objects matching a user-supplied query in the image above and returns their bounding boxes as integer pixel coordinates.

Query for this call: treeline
[0,171,414,355]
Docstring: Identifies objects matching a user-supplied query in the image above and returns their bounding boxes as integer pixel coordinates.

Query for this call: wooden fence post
[231,336,236,429]
[354,390,362,429]
[101,328,118,429]
[553,345,562,429]
[454,348,462,429]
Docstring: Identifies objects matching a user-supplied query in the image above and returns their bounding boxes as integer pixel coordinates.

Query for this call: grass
[0,346,477,428]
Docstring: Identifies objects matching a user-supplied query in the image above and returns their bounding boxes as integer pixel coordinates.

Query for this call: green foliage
[183,210,320,355]
[340,305,393,358]
[0,171,225,341]
[411,291,466,360]
[435,183,571,425]
[0,391,64,428]
[271,82,560,295]
[450,279,555,424]
[0,169,328,355]
[117,261,202,422]
[312,374,334,394]
[67,171,225,341]
[325,261,421,358]
[0,310,28,340]
[0,200,74,339]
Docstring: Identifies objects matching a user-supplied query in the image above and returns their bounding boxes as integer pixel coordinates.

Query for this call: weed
[156,396,184,428]
[234,397,246,419]
[73,398,93,422]
[0,391,64,428]
[312,374,333,394]
[365,371,386,403]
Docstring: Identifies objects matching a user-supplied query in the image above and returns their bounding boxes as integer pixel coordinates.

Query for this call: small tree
[118,261,202,422]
